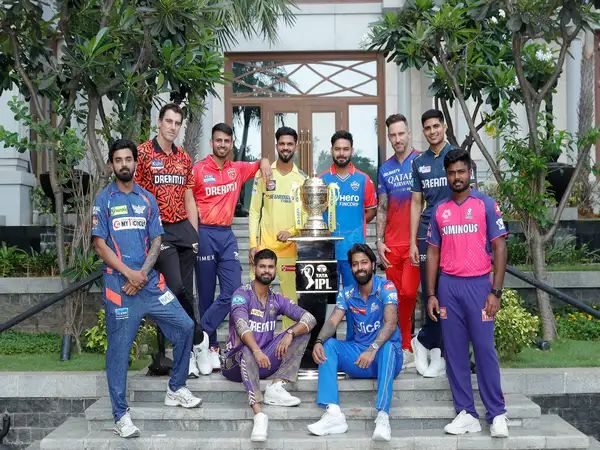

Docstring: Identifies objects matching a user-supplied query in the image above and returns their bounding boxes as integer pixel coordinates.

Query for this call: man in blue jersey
[92,139,201,439]
[308,244,403,442]
[409,109,456,378]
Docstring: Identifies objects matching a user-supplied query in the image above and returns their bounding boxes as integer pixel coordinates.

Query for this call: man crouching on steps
[308,243,403,442]
[92,139,201,439]
[221,249,316,442]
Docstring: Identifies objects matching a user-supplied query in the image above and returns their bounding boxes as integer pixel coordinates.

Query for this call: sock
[327,404,341,415]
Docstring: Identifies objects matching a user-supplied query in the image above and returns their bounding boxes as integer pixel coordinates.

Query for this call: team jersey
[410,142,456,239]
[320,163,377,260]
[336,275,401,347]
[249,162,307,258]
[378,150,419,247]
[192,156,259,226]
[226,283,308,353]
[427,190,507,277]
[91,182,163,274]
[134,138,194,224]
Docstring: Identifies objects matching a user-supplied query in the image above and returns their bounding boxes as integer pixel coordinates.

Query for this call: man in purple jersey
[221,249,316,442]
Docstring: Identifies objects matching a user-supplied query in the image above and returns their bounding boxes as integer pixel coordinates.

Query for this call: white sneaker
[423,348,445,378]
[113,412,140,438]
[188,351,200,378]
[251,412,268,442]
[193,332,212,376]
[307,404,348,436]
[372,410,391,442]
[209,347,221,370]
[164,386,202,408]
[444,410,482,435]
[412,336,429,375]
[402,349,415,369]
[264,381,301,406]
[490,413,509,438]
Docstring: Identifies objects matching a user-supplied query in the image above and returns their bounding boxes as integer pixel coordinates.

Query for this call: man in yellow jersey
[249,126,307,330]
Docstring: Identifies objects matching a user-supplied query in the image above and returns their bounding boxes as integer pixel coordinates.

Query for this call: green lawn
[0,352,150,371]
[501,339,600,368]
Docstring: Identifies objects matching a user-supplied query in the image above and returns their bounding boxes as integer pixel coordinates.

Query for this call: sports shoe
[372,410,391,442]
[490,413,509,438]
[193,332,212,376]
[113,412,140,438]
[251,412,268,442]
[264,381,301,407]
[209,347,221,370]
[444,410,482,435]
[412,336,429,375]
[307,404,348,436]
[402,349,415,369]
[164,386,202,408]
[188,351,200,378]
[423,348,445,378]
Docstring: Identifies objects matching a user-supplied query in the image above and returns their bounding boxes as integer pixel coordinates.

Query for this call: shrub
[556,306,600,341]
[0,243,59,277]
[495,289,539,360]
[0,331,62,354]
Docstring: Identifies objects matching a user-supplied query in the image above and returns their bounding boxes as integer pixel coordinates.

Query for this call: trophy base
[298,228,331,237]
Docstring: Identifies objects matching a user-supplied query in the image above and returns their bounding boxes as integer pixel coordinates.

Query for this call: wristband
[252,349,262,355]
[315,338,324,345]
[427,294,436,298]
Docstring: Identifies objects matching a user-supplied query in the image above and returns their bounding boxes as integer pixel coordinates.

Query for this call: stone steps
[39,414,591,449]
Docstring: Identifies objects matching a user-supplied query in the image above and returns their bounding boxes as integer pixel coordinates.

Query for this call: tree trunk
[530,224,556,341]
[183,108,205,163]
[47,148,66,277]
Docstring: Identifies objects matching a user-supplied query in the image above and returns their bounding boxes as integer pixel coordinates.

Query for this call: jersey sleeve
[230,291,250,323]
[240,160,261,183]
[411,160,422,193]
[134,148,152,192]
[335,291,348,310]
[277,294,308,322]
[184,152,194,190]
[248,173,264,248]
[191,163,202,207]
[146,193,164,241]
[377,166,388,196]
[91,194,109,240]
[381,281,399,305]
[364,175,377,209]
[484,197,508,241]
[426,205,442,247]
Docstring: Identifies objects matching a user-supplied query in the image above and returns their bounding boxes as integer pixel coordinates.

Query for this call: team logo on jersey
[112,217,146,230]
[227,168,236,179]
[151,159,164,169]
[350,306,367,315]
[387,292,398,301]
[441,209,452,220]
[418,165,431,174]
[203,174,216,183]
[465,208,473,220]
[496,218,505,230]
[232,295,246,305]
[132,204,146,215]
[266,180,276,191]
[350,181,360,191]
[383,282,395,291]
[370,302,379,313]
[110,205,128,216]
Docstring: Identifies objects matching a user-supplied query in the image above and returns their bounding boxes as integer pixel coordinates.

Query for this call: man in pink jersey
[192,123,271,371]
[426,148,508,438]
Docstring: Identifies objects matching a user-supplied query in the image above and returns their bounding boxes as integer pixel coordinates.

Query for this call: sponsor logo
[384,282,395,291]
[370,302,379,313]
[482,309,494,322]
[422,177,447,189]
[234,251,239,261]
[356,320,381,334]
[110,205,128,216]
[192,243,198,254]
[250,308,264,318]
[496,218,505,230]
[266,180,276,191]
[203,174,216,183]
[440,307,447,319]
[387,292,398,302]
[160,243,170,251]
[386,172,412,186]
[205,182,238,196]
[227,168,236,180]
[153,173,186,185]
[112,217,147,230]
[115,307,129,320]
[317,264,327,273]
[418,165,431,174]
[281,265,296,272]
[151,159,164,169]
[159,291,175,305]
[441,209,452,220]
[442,223,479,235]
[197,254,215,262]
[232,295,246,305]
[92,206,101,214]
[350,181,360,191]
[132,204,146,214]
[249,320,276,332]
[350,306,367,315]
[465,207,472,220]
[338,194,360,203]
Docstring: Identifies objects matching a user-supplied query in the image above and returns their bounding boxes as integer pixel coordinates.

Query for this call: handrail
[0,270,102,333]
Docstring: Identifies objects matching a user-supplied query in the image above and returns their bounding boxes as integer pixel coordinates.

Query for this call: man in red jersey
[135,103,211,377]
[193,123,271,371]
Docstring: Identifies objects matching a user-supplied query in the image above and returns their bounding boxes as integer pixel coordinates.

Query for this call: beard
[278,151,294,163]
[353,269,373,286]
[450,181,469,193]
[255,272,275,286]
[334,156,351,168]
[115,169,133,182]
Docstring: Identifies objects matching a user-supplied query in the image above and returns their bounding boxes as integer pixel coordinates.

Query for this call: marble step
[39,414,591,450]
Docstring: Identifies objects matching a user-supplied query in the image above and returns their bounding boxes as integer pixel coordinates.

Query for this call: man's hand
[259,158,272,181]
[484,293,501,318]
[249,247,257,265]
[275,332,293,359]
[376,241,392,269]
[355,348,376,369]
[277,230,292,242]
[254,350,271,369]
[427,295,440,322]
[312,342,327,364]
[122,281,141,296]
[126,269,147,288]
[409,243,420,266]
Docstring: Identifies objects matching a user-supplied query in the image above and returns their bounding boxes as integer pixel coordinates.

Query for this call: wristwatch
[370,342,380,351]
[491,288,503,299]
[286,328,295,337]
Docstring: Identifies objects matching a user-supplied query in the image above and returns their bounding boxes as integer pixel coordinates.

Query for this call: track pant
[155,219,203,345]
[222,331,309,405]
[438,273,506,423]
[196,224,242,348]
[385,245,420,351]
[316,339,403,414]
[337,260,355,341]
[416,238,442,350]
[103,271,193,422]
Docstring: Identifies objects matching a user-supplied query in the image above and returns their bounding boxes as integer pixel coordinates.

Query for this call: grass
[0,352,150,371]
[515,263,600,271]
[501,339,600,368]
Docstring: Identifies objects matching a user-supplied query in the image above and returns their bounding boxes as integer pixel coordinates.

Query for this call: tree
[369,0,600,340]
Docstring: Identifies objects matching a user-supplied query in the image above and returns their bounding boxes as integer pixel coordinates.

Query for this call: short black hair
[212,122,234,138]
[444,148,472,170]
[159,103,183,120]
[254,248,278,265]
[331,130,353,147]
[421,109,445,126]
[385,114,408,128]
[347,243,377,265]
[108,139,138,163]
[275,126,298,143]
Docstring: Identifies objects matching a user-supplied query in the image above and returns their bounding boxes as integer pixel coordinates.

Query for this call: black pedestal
[290,236,341,368]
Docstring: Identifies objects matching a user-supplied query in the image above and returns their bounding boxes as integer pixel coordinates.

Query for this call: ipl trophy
[293,175,340,237]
